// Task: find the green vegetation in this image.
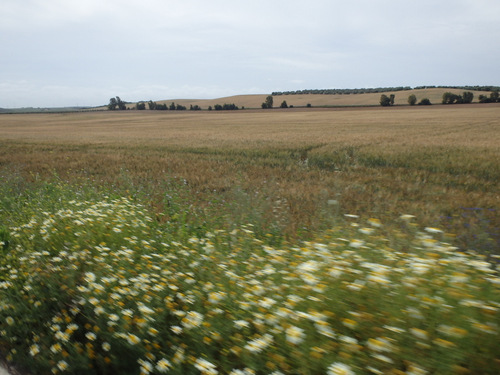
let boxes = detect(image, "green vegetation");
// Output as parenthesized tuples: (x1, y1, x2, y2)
(213, 103, 239, 111)
(379, 94, 395, 107)
(407, 94, 417, 106)
(0, 180, 499, 375)
(261, 96, 274, 109)
(108, 97, 127, 111)
(442, 92, 474, 104)
(479, 91, 500, 103)
(273, 85, 500, 96)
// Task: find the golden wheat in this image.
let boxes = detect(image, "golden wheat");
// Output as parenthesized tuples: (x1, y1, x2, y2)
(1, 105, 499, 245)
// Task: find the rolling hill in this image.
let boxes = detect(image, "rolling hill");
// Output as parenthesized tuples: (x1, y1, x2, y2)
(142, 88, 495, 110)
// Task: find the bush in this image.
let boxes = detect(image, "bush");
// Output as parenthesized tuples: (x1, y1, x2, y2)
(408, 94, 417, 106)
(418, 98, 432, 105)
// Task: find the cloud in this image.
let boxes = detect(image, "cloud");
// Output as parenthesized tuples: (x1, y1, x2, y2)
(1, 0, 500, 107)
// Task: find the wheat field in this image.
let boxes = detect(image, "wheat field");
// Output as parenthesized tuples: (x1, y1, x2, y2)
(1, 104, 499, 250)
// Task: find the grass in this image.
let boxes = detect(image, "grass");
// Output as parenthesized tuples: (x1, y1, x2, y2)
(0, 105, 499, 374)
(0, 182, 499, 374)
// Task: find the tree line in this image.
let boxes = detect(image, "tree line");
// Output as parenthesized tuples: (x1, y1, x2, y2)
(380, 94, 431, 106)
(273, 85, 500, 96)
(109, 98, 241, 111)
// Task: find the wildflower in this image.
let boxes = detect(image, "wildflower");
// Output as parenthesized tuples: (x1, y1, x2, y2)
(349, 239, 364, 248)
(433, 338, 455, 348)
(366, 337, 393, 352)
(86, 332, 97, 341)
(344, 214, 359, 219)
(127, 333, 141, 345)
(327, 362, 355, 375)
(29, 344, 40, 356)
(400, 214, 415, 221)
(424, 227, 443, 234)
(122, 309, 134, 317)
(5, 317, 14, 326)
(172, 347, 185, 364)
(234, 320, 250, 329)
(208, 291, 226, 304)
(359, 227, 374, 235)
(372, 353, 393, 364)
(409, 328, 429, 340)
(94, 306, 105, 315)
(286, 325, 305, 344)
(171, 325, 183, 334)
(437, 325, 467, 338)
(102, 342, 111, 351)
(57, 360, 69, 371)
(194, 358, 218, 374)
(315, 321, 336, 338)
(244, 334, 273, 353)
(297, 260, 320, 273)
(406, 364, 428, 375)
(138, 359, 153, 374)
(383, 325, 405, 334)
(55, 331, 70, 342)
(156, 358, 172, 373)
(342, 318, 358, 329)
(182, 311, 203, 329)
(84, 272, 96, 283)
(367, 218, 382, 227)
(230, 369, 255, 375)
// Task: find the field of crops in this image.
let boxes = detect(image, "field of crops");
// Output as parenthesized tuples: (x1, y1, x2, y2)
(0, 105, 499, 374)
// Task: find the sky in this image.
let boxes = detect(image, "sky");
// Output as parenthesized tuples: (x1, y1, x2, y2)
(1, 0, 499, 108)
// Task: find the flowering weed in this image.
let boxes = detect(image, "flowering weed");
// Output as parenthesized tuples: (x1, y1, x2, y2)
(0, 191, 499, 374)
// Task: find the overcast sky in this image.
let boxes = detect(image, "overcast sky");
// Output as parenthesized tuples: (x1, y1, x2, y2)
(1, 0, 499, 108)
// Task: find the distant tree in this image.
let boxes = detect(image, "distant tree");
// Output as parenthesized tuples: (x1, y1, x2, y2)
(176, 104, 186, 110)
(108, 97, 118, 110)
(280, 100, 288, 108)
(418, 98, 432, 105)
(261, 95, 274, 109)
(208, 106, 213, 111)
(136, 102, 146, 110)
(442, 92, 461, 104)
(108, 96, 126, 110)
(380, 94, 391, 107)
(148, 100, 157, 110)
(261, 103, 268, 109)
(462, 91, 474, 104)
(169, 102, 176, 110)
(306, 103, 312, 108)
(491, 91, 499, 102)
(478, 95, 490, 103)
(408, 94, 417, 106)
(116, 96, 126, 110)
(190, 104, 201, 111)
(389, 94, 395, 105)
